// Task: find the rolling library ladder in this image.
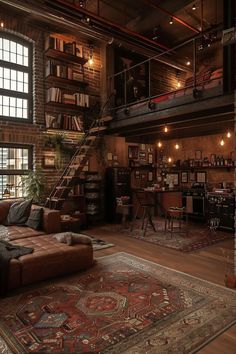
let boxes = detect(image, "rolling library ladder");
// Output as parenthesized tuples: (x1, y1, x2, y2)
(44, 115, 112, 210)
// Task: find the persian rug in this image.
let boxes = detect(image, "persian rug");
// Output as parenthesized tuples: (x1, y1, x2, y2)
(0, 253, 236, 354)
(124, 220, 234, 252)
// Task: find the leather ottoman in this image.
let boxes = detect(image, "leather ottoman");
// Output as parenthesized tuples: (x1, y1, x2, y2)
(10, 235, 94, 286)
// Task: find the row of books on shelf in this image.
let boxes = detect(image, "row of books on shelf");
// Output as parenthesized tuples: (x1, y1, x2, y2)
(46, 87, 89, 107)
(45, 60, 84, 81)
(45, 113, 83, 131)
(45, 36, 83, 57)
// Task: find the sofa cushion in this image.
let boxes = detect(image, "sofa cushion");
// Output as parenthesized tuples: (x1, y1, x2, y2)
(6, 199, 33, 226)
(6, 225, 45, 241)
(53, 232, 92, 246)
(26, 208, 43, 230)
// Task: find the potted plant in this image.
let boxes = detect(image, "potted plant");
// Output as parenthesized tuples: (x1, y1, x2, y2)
(21, 169, 45, 204)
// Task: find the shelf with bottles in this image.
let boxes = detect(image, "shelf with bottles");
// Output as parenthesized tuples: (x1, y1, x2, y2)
(45, 35, 87, 66)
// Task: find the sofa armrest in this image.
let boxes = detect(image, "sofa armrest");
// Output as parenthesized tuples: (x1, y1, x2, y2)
(32, 205, 61, 234)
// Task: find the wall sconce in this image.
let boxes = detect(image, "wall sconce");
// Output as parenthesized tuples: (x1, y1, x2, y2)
(88, 43, 94, 65)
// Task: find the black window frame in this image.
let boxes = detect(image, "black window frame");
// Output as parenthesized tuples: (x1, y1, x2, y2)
(0, 143, 33, 199)
(0, 32, 33, 123)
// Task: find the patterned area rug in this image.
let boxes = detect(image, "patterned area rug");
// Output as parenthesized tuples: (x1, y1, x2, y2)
(124, 220, 234, 252)
(0, 253, 236, 354)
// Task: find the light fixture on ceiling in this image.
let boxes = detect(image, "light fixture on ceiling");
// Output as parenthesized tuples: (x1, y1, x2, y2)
(169, 17, 173, 25)
(88, 43, 94, 65)
(226, 131, 231, 138)
(157, 141, 162, 148)
(164, 125, 168, 133)
(192, 4, 196, 10)
(175, 143, 180, 150)
(220, 137, 225, 146)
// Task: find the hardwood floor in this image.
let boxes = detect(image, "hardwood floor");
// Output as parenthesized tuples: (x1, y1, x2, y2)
(85, 221, 236, 354)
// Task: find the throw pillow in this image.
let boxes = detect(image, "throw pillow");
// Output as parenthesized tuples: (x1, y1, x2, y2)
(53, 232, 92, 246)
(26, 208, 43, 230)
(6, 199, 33, 226)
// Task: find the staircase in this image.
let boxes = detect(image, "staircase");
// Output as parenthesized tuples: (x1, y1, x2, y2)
(44, 115, 112, 210)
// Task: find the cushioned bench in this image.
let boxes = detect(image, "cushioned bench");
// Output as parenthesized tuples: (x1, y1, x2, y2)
(8, 235, 93, 289)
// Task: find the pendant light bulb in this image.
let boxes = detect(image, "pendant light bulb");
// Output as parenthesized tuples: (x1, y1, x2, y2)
(220, 137, 225, 146)
(169, 17, 173, 25)
(0, 21, 4, 28)
(186, 60, 191, 66)
(157, 141, 162, 148)
(164, 125, 168, 133)
(175, 143, 180, 150)
(168, 157, 172, 163)
(192, 4, 196, 10)
(226, 131, 231, 138)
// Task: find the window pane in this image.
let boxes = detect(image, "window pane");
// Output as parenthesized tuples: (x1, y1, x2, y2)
(0, 66, 28, 93)
(0, 147, 30, 170)
(0, 37, 29, 67)
(0, 95, 28, 119)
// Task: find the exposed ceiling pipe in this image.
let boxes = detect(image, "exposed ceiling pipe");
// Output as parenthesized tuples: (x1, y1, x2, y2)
(142, 0, 201, 34)
(47, 0, 170, 51)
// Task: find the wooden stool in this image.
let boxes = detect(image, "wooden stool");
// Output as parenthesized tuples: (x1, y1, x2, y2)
(130, 189, 156, 236)
(164, 207, 188, 238)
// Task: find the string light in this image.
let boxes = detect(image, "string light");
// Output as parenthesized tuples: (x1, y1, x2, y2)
(226, 131, 231, 138)
(175, 143, 180, 150)
(164, 125, 168, 133)
(220, 137, 225, 146)
(157, 141, 162, 148)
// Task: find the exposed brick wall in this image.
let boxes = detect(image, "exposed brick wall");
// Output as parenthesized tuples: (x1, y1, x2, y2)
(150, 60, 186, 96)
(0, 11, 102, 198)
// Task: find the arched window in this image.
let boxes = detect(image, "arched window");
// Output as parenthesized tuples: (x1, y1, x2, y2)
(0, 33, 32, 121)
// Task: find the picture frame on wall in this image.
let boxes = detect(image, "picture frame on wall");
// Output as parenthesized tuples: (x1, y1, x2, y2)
(43, 155, 55, 169)
(148, 153, 153, 164)
(195, 150, 202, 160)
(196, 171, 206, 183)
(148, 171, 153, 182)
(181, 171, 188, 183)
(128, 145, 139, 159)
(139, 151, 146, 160)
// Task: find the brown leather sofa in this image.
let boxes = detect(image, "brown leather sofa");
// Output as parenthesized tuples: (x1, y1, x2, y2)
(0, 200, 94, 292)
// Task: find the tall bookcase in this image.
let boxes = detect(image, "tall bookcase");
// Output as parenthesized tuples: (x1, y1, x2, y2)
(44, 34, 89, 132)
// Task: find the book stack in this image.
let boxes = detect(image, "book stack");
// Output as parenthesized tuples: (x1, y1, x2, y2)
(46, 87, 62, 103)
(45, 36, 83, 58)
(75, 93, 89, 107)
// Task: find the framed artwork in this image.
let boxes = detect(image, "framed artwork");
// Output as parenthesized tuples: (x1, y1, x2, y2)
(189, 171, 195, 182)
(107, 152, 113, 161)
(128, 145, 139, 159)
(148, 171, 153, 181)
(148, 153, 153, 164)
(195, 150, 202, 160)
(181, 171, 188, 183)
(43, 155, 55, 168)
(139, 151, 146, 159)
(196, 171, 206, 183)
(166, 173, 179, 186)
